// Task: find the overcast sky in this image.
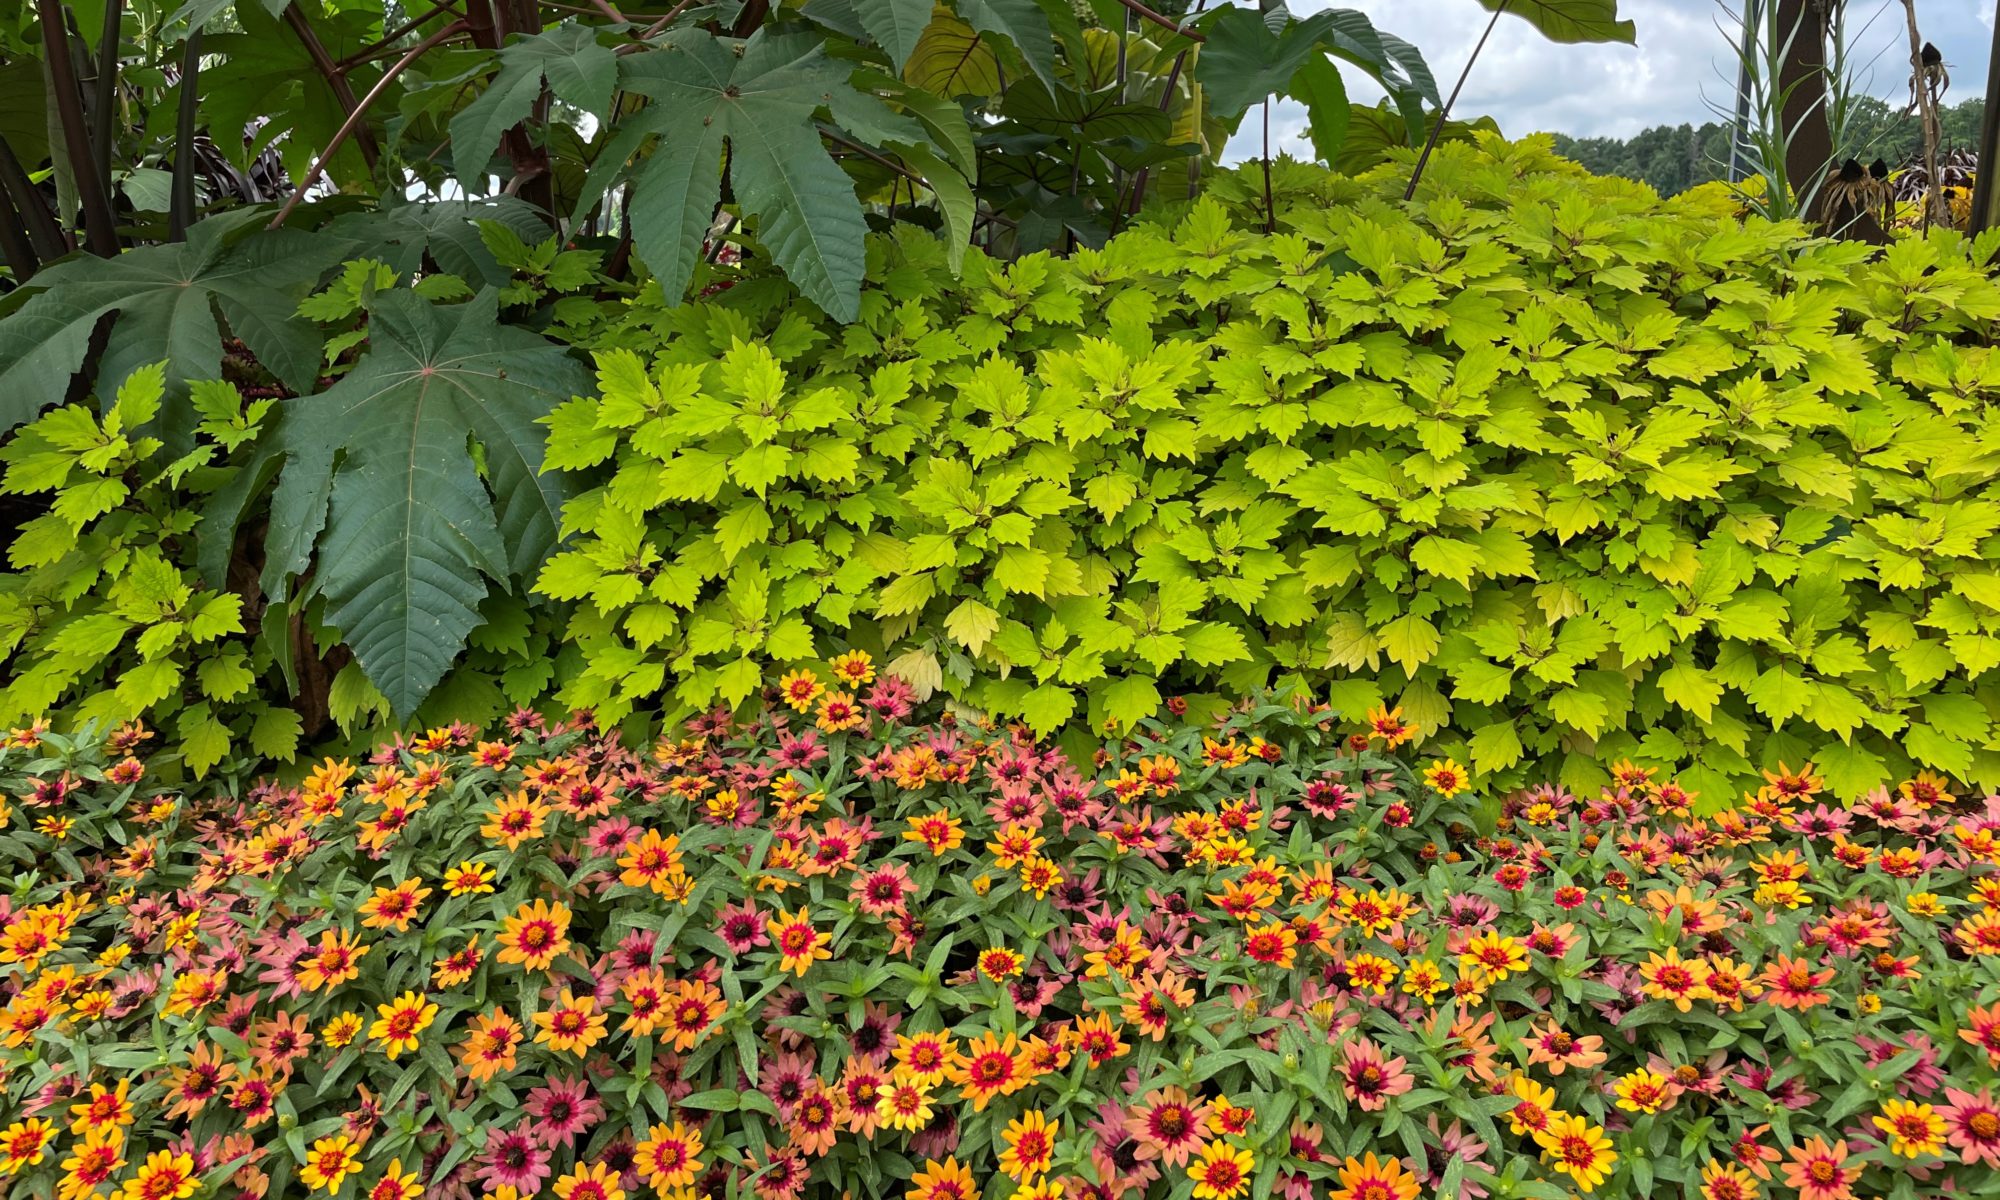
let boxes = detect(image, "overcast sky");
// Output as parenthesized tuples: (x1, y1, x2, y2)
(1224, 0, 1995, 160)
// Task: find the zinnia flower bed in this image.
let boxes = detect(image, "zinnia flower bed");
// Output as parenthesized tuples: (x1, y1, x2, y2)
(3, 657, 2000, 1200)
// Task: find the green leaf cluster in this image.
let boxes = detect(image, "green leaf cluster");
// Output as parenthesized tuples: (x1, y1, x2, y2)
(0, 366, 293, 775)
(537, 134, 2000, 802)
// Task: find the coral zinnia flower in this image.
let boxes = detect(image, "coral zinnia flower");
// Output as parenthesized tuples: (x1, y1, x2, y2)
(1759, 954, 1833, 1010)
(767, 907, 832, 976)
(1871, 1098, 1947, 1158)
(617, 829, 685, 894)
(498, 899, 573, 971)
(1780, 1137, 1855, 1200)
(1941, 1086, 2000, 1167)
(1533, 1114, 1618, 1192)
(1365, 705, 1414, 747)
(552, 1161, 624, 1200)
(480, 791, 550, 849)
(298, 1135, 364, 1194)
(907, 1156, 978, 1200)
(1613, 1068, 1675, 1114)
(1329, 1152, 1420, 1200)
(950, 1031, 1028, 1110)
(359, 877, 432, 931)
(1697, 1160, 1759, 1200)
(1129, 1086, 1210, 1167)
(432, 938, 482, 988)
(0, 1117, 54, 1175)
(1340, 1038, 1413, 1112)
(1961, 1002, 2000, 1067)
(634, 1121, 704, 1190)
(660, 977, 724, 1053)
(1458, 931, 1528, 984)
(1243, 921, 1298, 969)
(534, 990, 608, 1055)
(457, 1008, 524, 1082)
(1522, 1019, 1607, 1075)
(368, 991, 439, 1059)
(114, 1149, 198, 1200)
(1423, 759, 1469, 797)
(789, 1082, 844, 1156)
(1188, 1140, 1255, 1200)
(298, 927, 369, 992)
(366, 1160, 422, 1200)
(1639, 946, 1713, 1012)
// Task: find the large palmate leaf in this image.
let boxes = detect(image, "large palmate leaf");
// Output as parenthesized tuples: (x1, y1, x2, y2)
(0, 213, 340, 435)
(852, 0, 935, 69)
(323, 197, 551, 288)
(617, 29, 929, 322)
(904, 8, 1006, 96)
(450, 23, 618, 178)
(1477, 0, 1635, 44)
(1196, 7, 1434, 128)
(955, 0, 1057, 89)
(201, 290, 588, 716)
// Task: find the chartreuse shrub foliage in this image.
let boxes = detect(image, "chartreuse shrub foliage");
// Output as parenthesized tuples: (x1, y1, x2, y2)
(0, 365, 306, 775)
(535, 134, 2000, 804)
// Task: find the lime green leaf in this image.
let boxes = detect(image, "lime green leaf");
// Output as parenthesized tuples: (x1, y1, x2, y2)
(1099, 675, 1161, 730)
(250, 707, 304, 761)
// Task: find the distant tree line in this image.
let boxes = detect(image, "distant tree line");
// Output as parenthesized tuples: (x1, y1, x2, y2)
(1548, 95, 1985, 196)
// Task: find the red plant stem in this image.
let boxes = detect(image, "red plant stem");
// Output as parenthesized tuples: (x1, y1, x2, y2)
(336, 0, 464, 70)
(36, 0, 120, 255)
(269, 20, 471, 229)
(1404, 0, 1507, 200)
(285, 3, 380, 170)
(1113, 0, 1203, 43)
(1118, 0, 1210, 224)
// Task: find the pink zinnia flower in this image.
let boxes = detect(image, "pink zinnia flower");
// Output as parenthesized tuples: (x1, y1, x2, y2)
(524, 1075, 602, 1147)
(1340, 1037, 1413, 1111)
(715, 901, 768, 955)
(476, 1129, 551, 1195)
(1942, 1087, 2000, 1167)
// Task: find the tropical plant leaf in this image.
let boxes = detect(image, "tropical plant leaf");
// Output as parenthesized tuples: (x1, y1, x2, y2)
(450, 22, 618, 177)
(1477, 0, 1635, 44)
(851, 0, 935, 69)
(201, 290, 588, 716)
(903, 9, 1005, 97)
(1195, 7, 1328, 122)
(955, 0, 1057, 89)
(1198, 7, 1436, 128)
(323, 198, 551, 288)
(617, 29, 896, 321)
(998, 78, 1175, 145)
(0, 214, 339, 435)
(1290, 54, 1350, 164)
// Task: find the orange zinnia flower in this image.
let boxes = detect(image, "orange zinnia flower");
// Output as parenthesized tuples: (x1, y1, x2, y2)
(497, 899, 572, 971)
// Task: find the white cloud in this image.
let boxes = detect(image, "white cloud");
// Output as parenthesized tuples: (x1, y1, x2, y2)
(1223, 0, 1992, 162)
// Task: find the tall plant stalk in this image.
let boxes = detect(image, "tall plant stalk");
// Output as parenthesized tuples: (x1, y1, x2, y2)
(1404, 0, 1508, 200)
(1898, 0, 1945, 230)
(36, 0, 119, 255)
